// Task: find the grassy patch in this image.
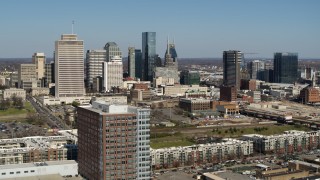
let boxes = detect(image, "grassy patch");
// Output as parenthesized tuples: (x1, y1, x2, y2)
(0, 102, 35, 122)
(150, 133, 194, 149)
(150, 124, 312, 149)
(151, 139, 194, 149)
(0, 102, 34, 116)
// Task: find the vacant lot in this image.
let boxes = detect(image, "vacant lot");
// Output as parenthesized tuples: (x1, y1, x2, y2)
(0, 102, 35, 122)
(150, 124, 311, 149)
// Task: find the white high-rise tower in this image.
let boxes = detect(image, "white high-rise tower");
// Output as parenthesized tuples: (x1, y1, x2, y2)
(55, 34, 84, 98)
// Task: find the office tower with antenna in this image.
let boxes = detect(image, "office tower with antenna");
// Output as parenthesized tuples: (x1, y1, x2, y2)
(55, 34, 84, 98)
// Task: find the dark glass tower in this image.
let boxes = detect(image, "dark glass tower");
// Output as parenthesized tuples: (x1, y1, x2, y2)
(223, 50, 242, 89)
(142, 32, 156, 81)
(134, 49, 143, 80)
(273, 52, 298, 83)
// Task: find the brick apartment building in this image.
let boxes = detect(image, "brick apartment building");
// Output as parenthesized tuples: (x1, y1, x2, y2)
(77, 101, 151, 180)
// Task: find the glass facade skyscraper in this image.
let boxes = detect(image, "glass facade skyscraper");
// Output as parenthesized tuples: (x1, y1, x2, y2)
(135, 49, 142, 80)
(223, 50, 242, 89)
(273, 52, 298, 83)
(142, 32, 156, 81)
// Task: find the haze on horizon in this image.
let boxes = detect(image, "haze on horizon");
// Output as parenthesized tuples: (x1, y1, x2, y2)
(0, 0, 319, 59)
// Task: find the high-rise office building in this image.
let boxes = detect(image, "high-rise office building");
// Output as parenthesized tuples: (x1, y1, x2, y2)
(18, 64, 37, 89)
(78, 101, 151, 180)
(248, 60, 265, 80)
(104, 42, 122, 62)
(180, 70, 200, 85)
(223, 50, 242, 89)
(135, 49, 143, 80)
(55, 34, 84, 98)
(32, 52, 45, 80)
(273, 52, 298, 83)
(142, 32, 156, 81)
(103, 56, 123, 92)
(128, 47, 135, 78)
(86, 50, 106, 89)
(44, 61, 54, 87)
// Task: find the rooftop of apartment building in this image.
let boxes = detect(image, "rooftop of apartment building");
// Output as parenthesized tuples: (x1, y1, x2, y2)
(0, 160, 77, 170)
(151, 138, 251, 152)
(242, 130, 320, 140)
(0, 134, 75, 153)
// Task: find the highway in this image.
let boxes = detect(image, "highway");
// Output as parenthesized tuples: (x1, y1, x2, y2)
(26, 95, 70, 130)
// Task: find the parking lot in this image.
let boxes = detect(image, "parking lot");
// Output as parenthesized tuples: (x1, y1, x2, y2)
(155, 171, 194, 180)
(0, 122, 50, 138)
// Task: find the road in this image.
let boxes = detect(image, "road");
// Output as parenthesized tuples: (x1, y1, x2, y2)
(26, 95, 70, 130)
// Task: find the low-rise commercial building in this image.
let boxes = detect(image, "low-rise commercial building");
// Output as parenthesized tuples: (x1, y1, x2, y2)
(247, 90, 261, 103)
(289, 160, 320, 173)
(179, 98, 211, 113)
(123, 80, 151, 90)
(31, 87, 50, 96)
(300, 87, 320, 104)
(151, 139, 253, 169)
(0, 160, 77, 179)
(161, 85, 208, 97)
(215, 102, 239, 117)
(39, 96, 91, 105)
(91, 95, 127, 105)
(2, 88, 26, 100)
(256, 167, 309, 180)
(131, 89, 152, 102)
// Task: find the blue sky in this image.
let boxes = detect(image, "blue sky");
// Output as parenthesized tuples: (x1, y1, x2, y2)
(0, 0, 319, 58)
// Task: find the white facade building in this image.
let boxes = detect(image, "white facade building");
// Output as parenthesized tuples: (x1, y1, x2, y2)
(2, 88, 26, 100)
(0, 160, 77, 179)
(129, 107, 151, 180)
(151, 139, 253, 168)
(85, 50, 106, 88)
(103, 56, 123, 92)
(32, 52, 46, 80)
(242, 130, 320, 154)
(55, 34, 84, 98)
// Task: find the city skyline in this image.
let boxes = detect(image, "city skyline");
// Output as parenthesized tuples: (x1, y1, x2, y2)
(0, 0, 319, 58)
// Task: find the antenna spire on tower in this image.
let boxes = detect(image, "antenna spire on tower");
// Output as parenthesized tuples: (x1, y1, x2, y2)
(72, 20, 75, 34)
(167, 35, 170, 55)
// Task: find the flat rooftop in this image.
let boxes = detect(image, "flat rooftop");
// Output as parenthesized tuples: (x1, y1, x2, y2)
(0, 160, 77, 170)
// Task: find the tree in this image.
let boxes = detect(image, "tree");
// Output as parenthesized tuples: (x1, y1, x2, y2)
(26, 112, 38, 124)
(15, 97, 24, 109)
(158, 102, 164, 109)
(0, 85, 9, 90)
(11, 94, 18, 106)
(11, 94, 24, 109)
(0, 99, 10, 110)
(26, 112, 44, 125)
(71, 101, 80, 107)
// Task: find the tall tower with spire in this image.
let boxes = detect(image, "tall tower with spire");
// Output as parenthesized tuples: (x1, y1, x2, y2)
(153, 37, 179, 86)
(164, 37, 178, 68)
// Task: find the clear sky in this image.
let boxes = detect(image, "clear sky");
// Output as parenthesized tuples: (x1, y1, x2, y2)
(0, 0, 319, 58)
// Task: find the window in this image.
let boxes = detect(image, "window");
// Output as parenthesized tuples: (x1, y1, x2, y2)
(10, 172, 14, 174)
(24, 171, 28, 173)
(31, 170, 35, 173)
(16, 171, 20, 174)
(1, 173, 5, 175)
